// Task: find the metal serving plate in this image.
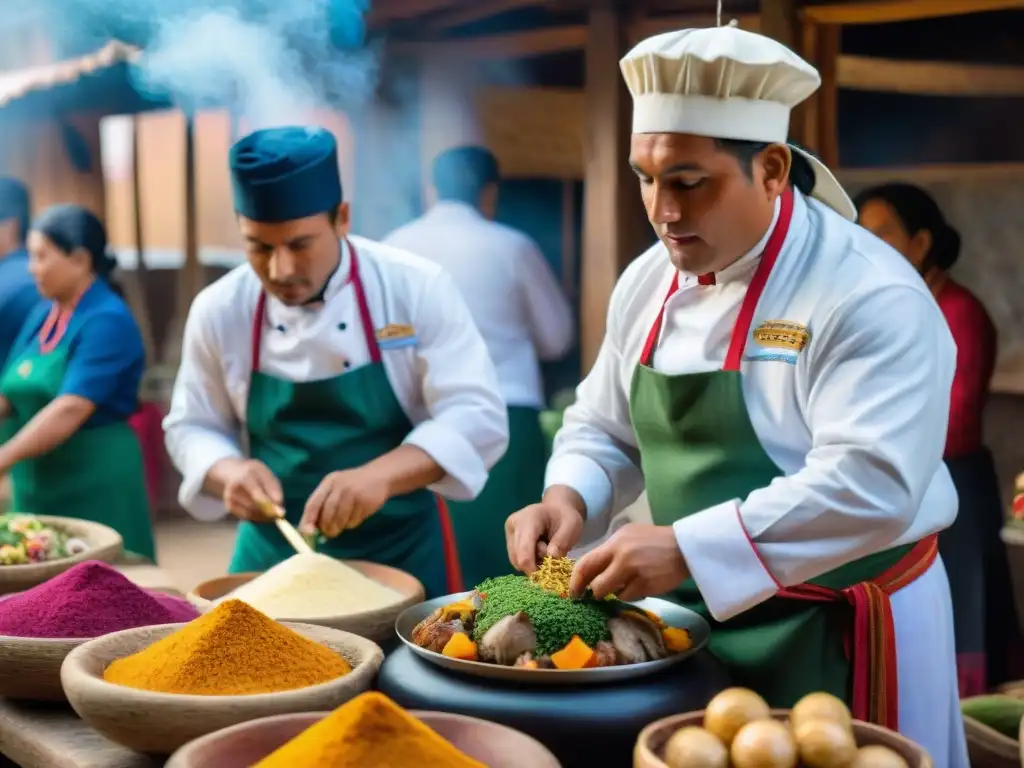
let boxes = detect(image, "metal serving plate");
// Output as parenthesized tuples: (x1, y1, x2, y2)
(395, 591, 710, 686)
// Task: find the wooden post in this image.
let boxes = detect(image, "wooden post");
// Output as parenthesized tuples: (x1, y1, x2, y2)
(579, 0, 649, 375)
(166, 116, 199, 365)
(798, 20, 820, 155)
(816, 25, 841, 168)
(758, 0, 807, 145)
(130, 117, 158, 365)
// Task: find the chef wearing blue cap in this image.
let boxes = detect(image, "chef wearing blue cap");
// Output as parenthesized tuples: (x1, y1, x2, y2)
(163, 126, 508, 596)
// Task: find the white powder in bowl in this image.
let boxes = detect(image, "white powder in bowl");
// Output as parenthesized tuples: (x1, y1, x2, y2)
(222, 553, 405, 619)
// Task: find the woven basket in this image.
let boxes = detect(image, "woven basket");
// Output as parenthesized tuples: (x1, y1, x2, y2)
(962, 714, 1020, 768)
(635, 710, 931, 768)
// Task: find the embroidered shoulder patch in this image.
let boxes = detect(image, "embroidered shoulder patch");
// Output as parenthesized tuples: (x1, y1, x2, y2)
(376, 323, 417, 350)
(745, 320, 810, 365)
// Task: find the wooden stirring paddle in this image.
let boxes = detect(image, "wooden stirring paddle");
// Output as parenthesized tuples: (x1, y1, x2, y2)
(257, 500, 314, 555)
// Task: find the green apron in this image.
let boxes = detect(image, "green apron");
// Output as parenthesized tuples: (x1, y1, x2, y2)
(629, 189, 921, 715)
(0, 318, 155, 561)
(447, 404, 547, 586)
(228, 242, 458, 598)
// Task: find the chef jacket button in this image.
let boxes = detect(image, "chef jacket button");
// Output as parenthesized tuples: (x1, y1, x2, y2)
(338, 322, 347, 331)
(343, 361, 351, 369)
(276, 324, 286, 333)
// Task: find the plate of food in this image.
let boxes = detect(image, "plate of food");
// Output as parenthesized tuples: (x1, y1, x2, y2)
(395, 557, 710, 685)
(0, 513, 123, 594)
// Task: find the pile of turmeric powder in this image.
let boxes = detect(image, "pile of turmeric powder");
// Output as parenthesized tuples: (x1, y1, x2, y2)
(103, 599, 351, 696)
(255, 691, 486, 767)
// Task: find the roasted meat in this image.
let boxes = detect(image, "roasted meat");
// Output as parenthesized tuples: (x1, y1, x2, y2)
(607, 611, 667, 663)
(412, 609, 467, 653)
(478, 612, 537, 665)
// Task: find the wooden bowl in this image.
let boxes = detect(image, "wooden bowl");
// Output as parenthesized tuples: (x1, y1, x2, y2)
(962, 714, 1019, 768)
(186, 560, 424, 644)
(60, 621, 384, 755)
(166, 709, 562, 768)
(0, 635, 85, 700)
(634, 709, 933, 768)
(0, 516, 122, 595)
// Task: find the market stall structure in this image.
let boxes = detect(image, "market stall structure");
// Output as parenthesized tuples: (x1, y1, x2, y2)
(0, 0, 1021, 763)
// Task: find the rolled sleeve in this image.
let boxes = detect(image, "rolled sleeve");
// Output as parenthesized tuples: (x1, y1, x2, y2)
(162, 290, 244, 522)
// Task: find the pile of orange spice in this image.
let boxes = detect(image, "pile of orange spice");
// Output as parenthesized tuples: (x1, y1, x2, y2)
(255, 692, 486, 767)
(103, 599, 351, 695)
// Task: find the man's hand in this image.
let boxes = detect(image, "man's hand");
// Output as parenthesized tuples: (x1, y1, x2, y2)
(301, 468, 391, 539)
(505, 497, 585, 574)
(570, 523, 689, 602)
(215, 458, 285, 522)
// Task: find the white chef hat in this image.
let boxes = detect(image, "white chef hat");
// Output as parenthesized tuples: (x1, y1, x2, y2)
(620, 24, 856, 221)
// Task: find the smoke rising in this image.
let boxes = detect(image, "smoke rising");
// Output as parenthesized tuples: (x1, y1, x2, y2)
(38, 0, 379, 129)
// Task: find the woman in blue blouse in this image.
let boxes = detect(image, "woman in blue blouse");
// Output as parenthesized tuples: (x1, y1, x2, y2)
(0, 205, 155, 560)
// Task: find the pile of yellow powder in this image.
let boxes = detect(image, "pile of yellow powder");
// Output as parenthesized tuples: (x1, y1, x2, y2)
(224, 553, 405, 619)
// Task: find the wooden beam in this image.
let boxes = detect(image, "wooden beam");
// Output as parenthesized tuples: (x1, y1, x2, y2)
(816, 25, 840, 168)
(425, 0, 544, 30)
(390, 26, 588, 59)
(837, 55, 1024, 96)
(801, 0, 1024, 25)
(367, 0, 465, 26)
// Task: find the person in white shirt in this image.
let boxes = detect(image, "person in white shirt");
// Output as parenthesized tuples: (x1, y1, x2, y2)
(504, 25, 967, 763)
(384, 146, 574, 585)
(163, 126, 508, 597)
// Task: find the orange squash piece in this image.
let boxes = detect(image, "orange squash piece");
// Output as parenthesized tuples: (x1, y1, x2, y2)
(661, 627, 692, 653)
(550, 636, 598, 670)
(441, 632, 478, 661)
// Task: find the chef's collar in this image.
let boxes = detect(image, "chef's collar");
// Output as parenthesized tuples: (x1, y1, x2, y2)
(305, 239, 351, 307)
(682, 195, 781, 286)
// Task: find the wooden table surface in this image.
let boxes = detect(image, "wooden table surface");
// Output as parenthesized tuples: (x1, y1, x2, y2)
(0, 700, 163, 768)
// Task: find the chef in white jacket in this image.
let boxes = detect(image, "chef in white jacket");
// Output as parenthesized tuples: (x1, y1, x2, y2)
(384, 146, 574, 585)
(505, 25, 968, 762)
(164, 126, 508, 597)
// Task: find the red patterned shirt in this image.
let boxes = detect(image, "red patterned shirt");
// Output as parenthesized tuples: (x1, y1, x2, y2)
(936, 279, 996, 458)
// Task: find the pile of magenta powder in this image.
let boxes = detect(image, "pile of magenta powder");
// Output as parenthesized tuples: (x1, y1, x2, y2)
(0, 560, 200, 639)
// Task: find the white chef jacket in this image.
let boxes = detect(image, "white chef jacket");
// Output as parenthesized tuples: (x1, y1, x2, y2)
(163, 235, 509, 522)
(384, 201, 575, 409)
(546, 190, 959, 622)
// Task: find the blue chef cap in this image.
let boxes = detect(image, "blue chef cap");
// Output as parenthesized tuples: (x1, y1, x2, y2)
(229, 126, 343, 223)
